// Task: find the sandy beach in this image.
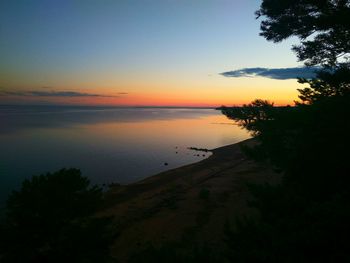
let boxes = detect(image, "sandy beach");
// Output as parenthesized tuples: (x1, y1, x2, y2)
(102, 138, 280, 261)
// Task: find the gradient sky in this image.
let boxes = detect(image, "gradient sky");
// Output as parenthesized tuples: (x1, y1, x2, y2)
(0, 0, 304, 106)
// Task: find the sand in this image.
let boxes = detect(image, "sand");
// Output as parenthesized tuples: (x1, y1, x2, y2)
(101, 138, 280, 261)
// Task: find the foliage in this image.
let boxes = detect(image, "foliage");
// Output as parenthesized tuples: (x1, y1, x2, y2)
(256, 0, 350, 66)
(223, 75, 350, 263)
(225, 186, 350, 263)
(222, 0, 350, 262)
(222, 100, 275, 135)
(0, 168, 116, 263)
(297, 64, 350, 103)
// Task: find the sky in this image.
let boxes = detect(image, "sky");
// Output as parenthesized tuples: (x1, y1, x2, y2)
(0, 0, 306, 107)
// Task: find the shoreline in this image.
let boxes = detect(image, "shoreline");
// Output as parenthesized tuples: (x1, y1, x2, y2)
(102, 138, 280, 261)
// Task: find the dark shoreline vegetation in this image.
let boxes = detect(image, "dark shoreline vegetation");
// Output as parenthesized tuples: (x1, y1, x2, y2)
(219, 0, 350, 261)
(1, 0, 350, 262)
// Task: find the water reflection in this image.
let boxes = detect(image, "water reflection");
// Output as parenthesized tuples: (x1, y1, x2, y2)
(0, 106, 249, 206)
(0, 105, 221, 134)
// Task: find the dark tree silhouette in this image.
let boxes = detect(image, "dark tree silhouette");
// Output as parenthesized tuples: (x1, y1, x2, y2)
(297, 64, 350, 103)
(223, 1, 350, 262)
(256, 0, 350, 66)
(0, 168, 116, 263)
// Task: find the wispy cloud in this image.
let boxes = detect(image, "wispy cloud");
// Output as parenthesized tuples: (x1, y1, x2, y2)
(220, 67, 320, 80)
(29, 91, 117, 97)
(0, 89, 118, 98)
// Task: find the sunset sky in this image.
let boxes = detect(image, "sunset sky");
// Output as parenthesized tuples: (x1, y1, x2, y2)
(0, 0, 306, 107)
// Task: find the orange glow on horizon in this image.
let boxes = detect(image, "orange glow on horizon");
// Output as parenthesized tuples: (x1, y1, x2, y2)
(0, 77, 302, 107)
(1, 93, 298, 107)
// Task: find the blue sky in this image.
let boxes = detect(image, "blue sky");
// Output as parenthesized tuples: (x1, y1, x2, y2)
(0, 0, 302, 106)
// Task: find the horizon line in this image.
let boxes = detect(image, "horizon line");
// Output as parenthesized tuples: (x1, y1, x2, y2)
(0, 103, 220, 109)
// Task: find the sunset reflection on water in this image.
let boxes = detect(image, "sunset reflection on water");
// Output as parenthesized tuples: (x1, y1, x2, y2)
(0, 107, 249, 205)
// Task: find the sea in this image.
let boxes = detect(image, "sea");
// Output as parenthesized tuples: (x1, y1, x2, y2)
(0, 105, 249, 208)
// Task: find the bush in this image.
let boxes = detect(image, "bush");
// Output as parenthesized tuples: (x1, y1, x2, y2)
(0, 168, 116, 263)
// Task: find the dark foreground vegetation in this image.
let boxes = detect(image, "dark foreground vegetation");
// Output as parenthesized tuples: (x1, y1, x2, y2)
(1, 0, 349, 262)
(0, 169, 116, 262)
(221, 0, 350, 262)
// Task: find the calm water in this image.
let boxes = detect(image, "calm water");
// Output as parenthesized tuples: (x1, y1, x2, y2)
(0, 105, 249, 206)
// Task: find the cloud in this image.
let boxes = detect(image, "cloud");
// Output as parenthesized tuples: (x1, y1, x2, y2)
(0, 89, 118, 98)
(117, 92, 128, 95)
(220, 67, 320, 80)
(29, 91, 116, 97)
